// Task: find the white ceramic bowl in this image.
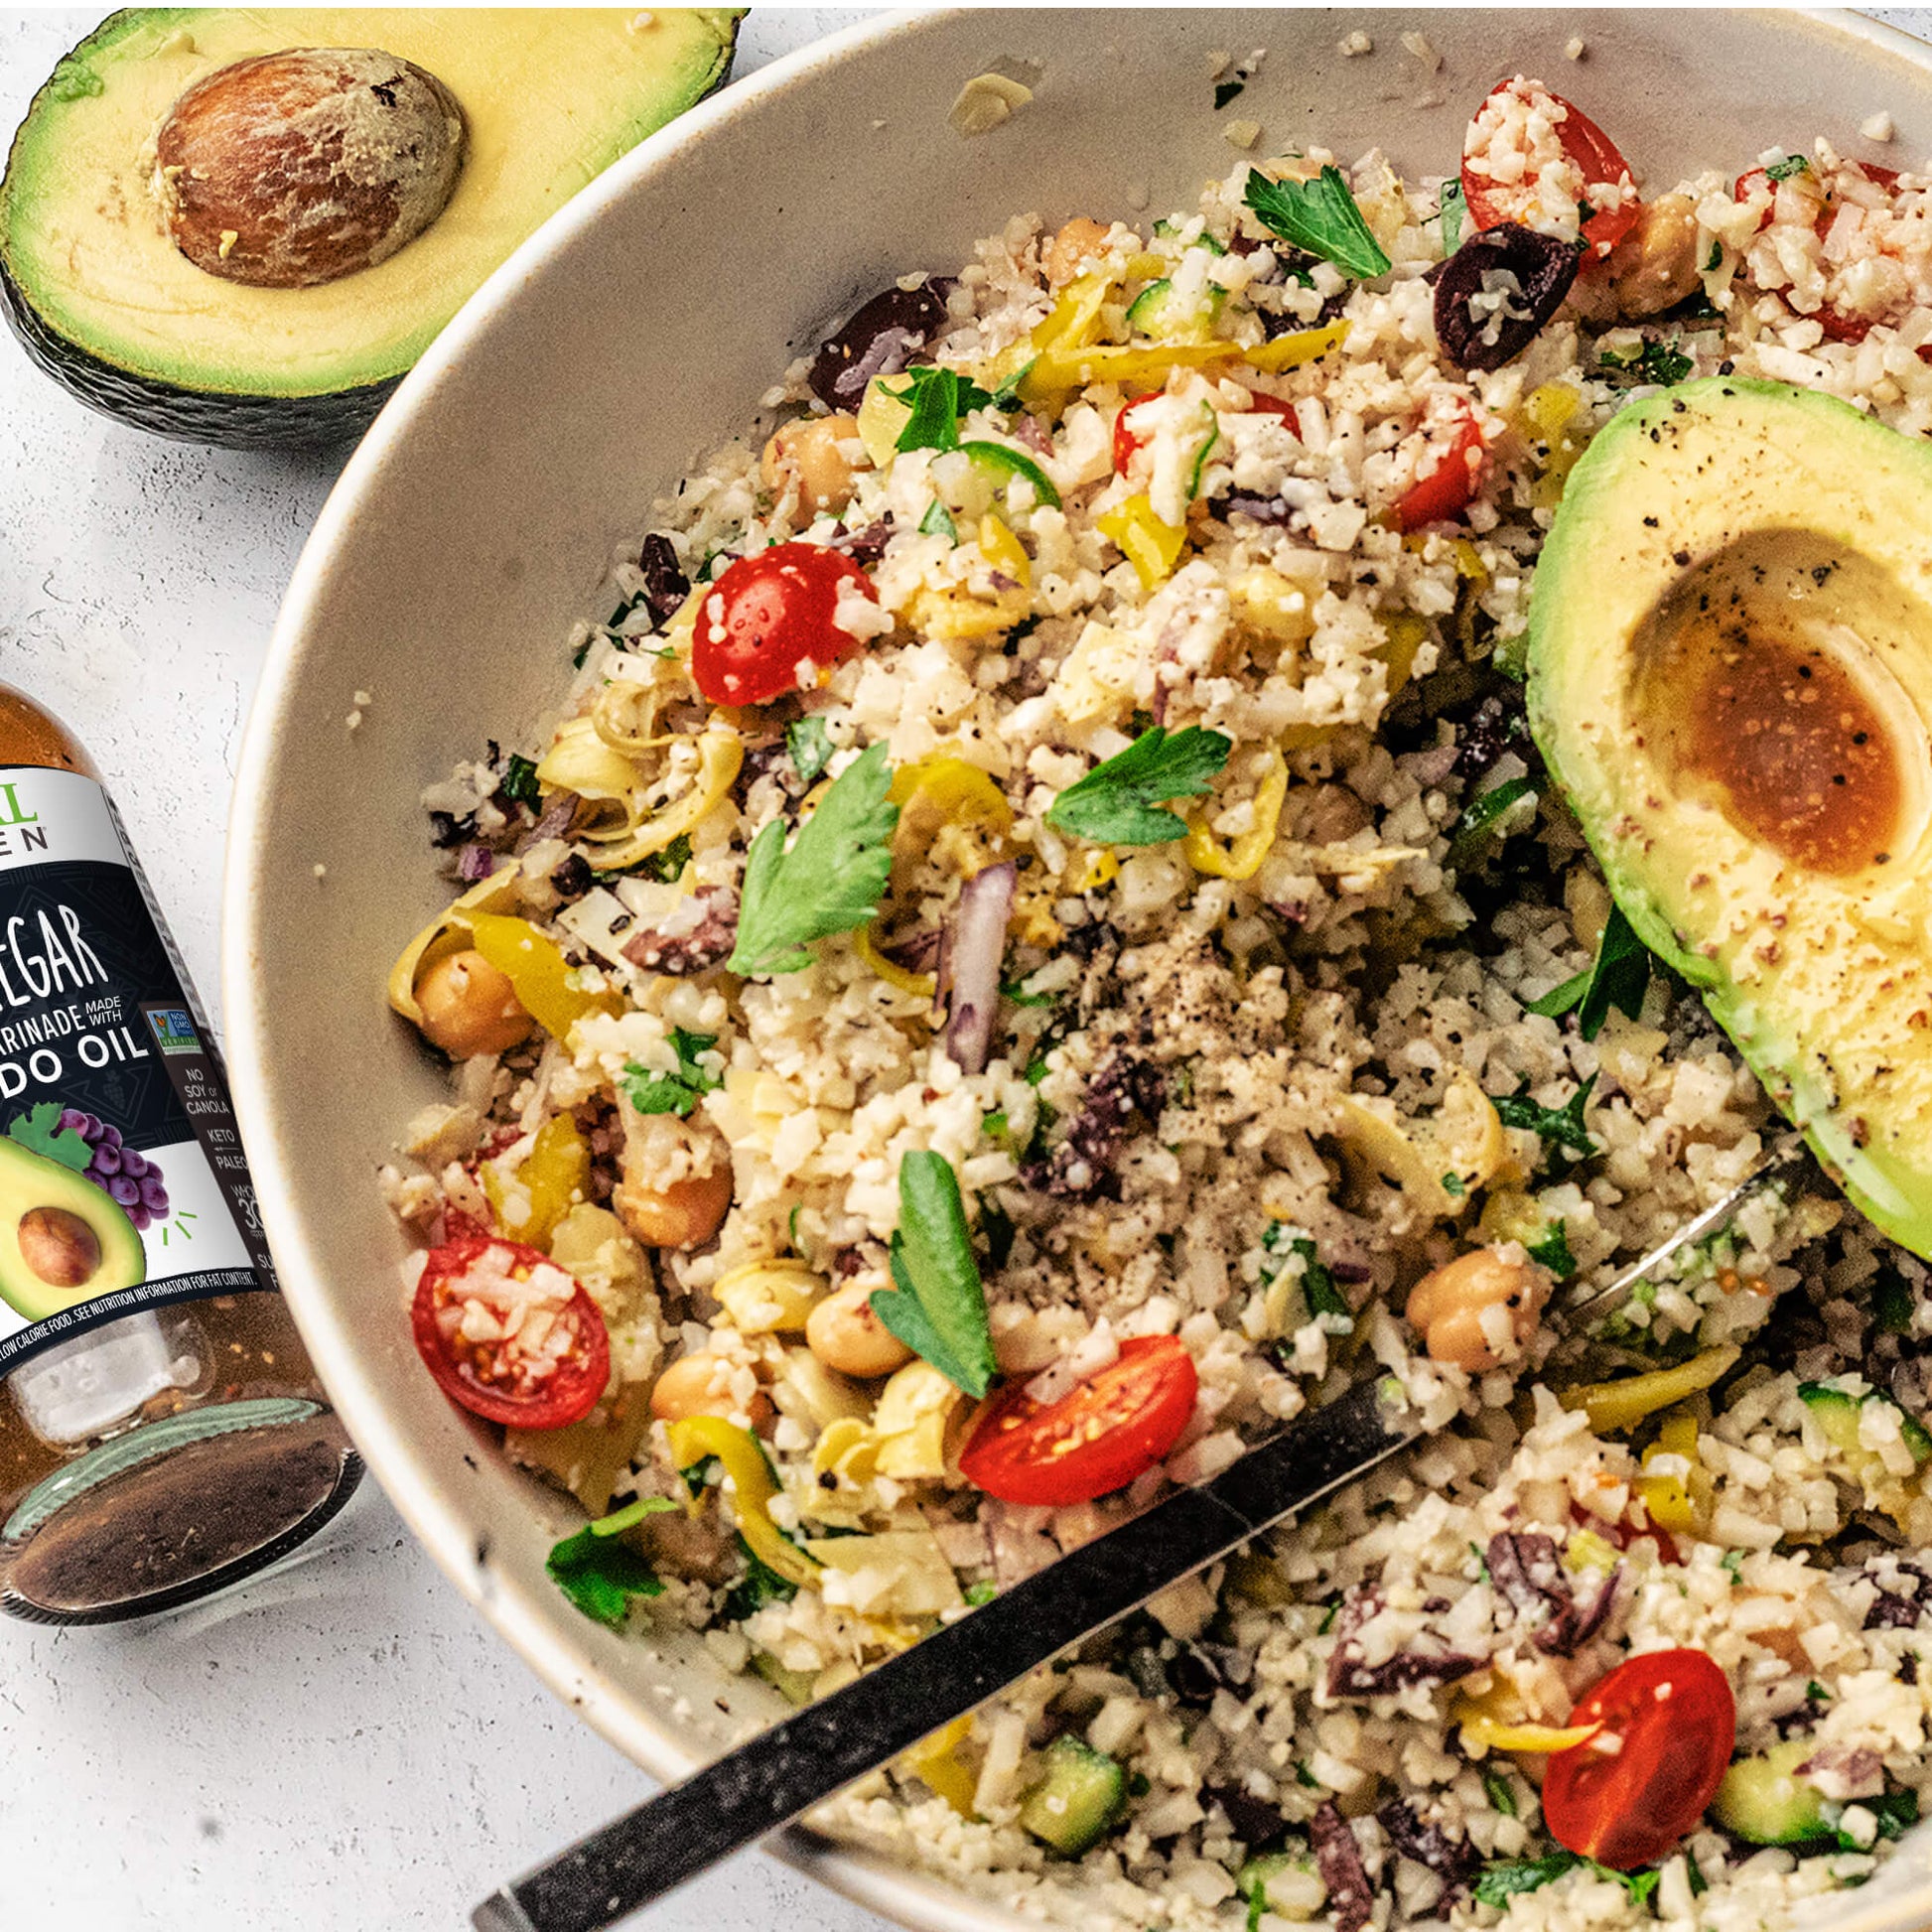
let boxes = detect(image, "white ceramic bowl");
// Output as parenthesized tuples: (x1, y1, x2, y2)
(227, 10, 1932, 1926)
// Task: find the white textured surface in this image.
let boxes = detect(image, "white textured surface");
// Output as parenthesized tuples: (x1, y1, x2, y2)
(4, 8, 1932, 1930)
(0, 11, 891, 1931)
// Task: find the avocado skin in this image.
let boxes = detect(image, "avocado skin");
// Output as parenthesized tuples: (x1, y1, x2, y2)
(0, 8, 743, 452)
(1526, 376, 1932, 1259)
(0, 1139, 146, 1323)
(0, 255, 395, 448)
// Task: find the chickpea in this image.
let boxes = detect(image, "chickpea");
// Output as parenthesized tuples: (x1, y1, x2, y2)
(805, 1279, 914, 1379)
(1043, 215, 1113, 287)
(413, 948, 533, 1058)
(1570, 193, 1704, 324)
(1406, 1246, 1549, 1372)
(759, 412, 865, 517)
(649, 1349, 732, 1423)
(616, 1162, 733, 1250)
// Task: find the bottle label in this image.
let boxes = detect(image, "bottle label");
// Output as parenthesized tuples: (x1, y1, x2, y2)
(0, 768, 267, 1374)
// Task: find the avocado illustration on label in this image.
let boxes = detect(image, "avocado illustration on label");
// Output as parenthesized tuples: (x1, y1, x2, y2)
(0, 1103, 145, 1320)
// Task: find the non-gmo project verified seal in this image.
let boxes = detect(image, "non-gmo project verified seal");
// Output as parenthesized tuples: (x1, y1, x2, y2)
(144, 1007, 202, 1056)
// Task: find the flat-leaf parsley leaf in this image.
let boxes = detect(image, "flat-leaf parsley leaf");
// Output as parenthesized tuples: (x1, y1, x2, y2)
(545, 1496, 678, 1628)
(1243, 165, 1392, 280)
(728, 743, 898, 975)
(870, 1150, 997, 1397)
(1045, 725, 1231, 845)
(785, 715, 834, 786)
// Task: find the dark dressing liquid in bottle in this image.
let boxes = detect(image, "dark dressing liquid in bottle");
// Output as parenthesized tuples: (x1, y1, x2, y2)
(0, 688, 359, 1621)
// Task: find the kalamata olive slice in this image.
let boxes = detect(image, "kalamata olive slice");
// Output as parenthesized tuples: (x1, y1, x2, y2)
(807, 280, 952, 410)
(1433, 224, 1581, 372)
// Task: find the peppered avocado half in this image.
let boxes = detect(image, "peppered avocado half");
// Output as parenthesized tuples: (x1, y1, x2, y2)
(0, 9, 742, 449)
(1527, 377, 1932, 1259)
(0, 1140, 145, 1322)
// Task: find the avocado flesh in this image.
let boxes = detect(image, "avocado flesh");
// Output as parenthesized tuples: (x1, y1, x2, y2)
(0, 1141, 145, 1322)
(1528, 377, 1932, 1259)
(0, 8, 741, 444)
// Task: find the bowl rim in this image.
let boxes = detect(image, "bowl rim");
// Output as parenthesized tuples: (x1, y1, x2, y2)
(222, 8, 1932, 1930)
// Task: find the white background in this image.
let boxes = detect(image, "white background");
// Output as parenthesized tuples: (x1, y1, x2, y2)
(2, 8, 1930, 1932)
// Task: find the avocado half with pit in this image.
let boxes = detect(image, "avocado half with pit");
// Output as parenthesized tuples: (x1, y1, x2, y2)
(1527, 377, 1932, 1258)
(0, 8, 743, 449)
(0, 1139, 145, 1321)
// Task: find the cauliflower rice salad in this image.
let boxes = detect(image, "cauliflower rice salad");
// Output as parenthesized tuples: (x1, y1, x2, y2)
(380, 72, 1932, 1932)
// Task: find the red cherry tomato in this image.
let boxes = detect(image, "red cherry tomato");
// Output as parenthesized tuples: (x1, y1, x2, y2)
(410, 1234, 611, 1429)
(1542, 1649, 1736, 1869)
(1461, 80, 1639, 263)
(1112, 395, 1163, 472)
(1392, 407, 1487, 533)
(691, 542, 881, 706)
(960, 1336, 1199, 1507)
(1733, 162, 1906, 345)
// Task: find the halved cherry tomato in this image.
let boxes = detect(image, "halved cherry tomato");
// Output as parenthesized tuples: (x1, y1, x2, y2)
(959, 1335, 1198, 1506)
(1461, 79, 1639, 263)
(410, 1233, 611, 1429)
(1392, 406, 1487, 533)
(691, 541, 881, 706)
(1542, 1648, 1735, 1869)
(1112, 395, 1163, 472)
(1733, 161, 1906, 345)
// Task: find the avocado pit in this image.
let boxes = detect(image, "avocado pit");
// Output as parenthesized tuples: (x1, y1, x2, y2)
(151, 47, 466, 289)
(1630, 530, 1925, 877)
(18, 1205, 102, 1290)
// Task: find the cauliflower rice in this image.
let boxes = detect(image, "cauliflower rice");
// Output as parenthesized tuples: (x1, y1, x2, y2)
(382, 72, 1932, 1932)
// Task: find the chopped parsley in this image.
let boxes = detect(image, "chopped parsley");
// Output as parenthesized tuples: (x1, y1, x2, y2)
(1488, 1074, 1599, 1162)
(1873, 1267, 1916, 1335)
(1525, 903, 1652, 1040)
(625, 831, 693, 887)
(884, 363, 1018, 453)
(1000, 975, 1058, 1010)
(1863, 1790, 1920, 1845)
(1806, 1680, 1832, 1703)
(1045, 725, 1232, 845)
(728, 742, 897, 975)
(1766, 154, 1811, 183)
(964, 1580, 998, 1606)
(498, 753, 543, 808)
(1527, 1219, 1578, 1281)
(785, 715, 834, 786)
(1473, 1854, 1660, 1911)
(1243, 166, 1392, 280)
(919, 497, 959, 544)
(546, 1497, 678, 1628)
(1442, 1172, 1467, 1200)
(1438, 177, 1465, 253)
(1722, 1549, 1745, 1583)
(1481, 1768, 1518, 1819)
(870, 1150, 998, 1397)
(1687, 1852, 1707, 1897)
(622, 1029, 724, 1118)
(1706, 239, 1724, 272)
(1600, 338, 1695, 386)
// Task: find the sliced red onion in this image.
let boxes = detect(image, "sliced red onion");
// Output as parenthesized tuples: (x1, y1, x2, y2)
(457, 842, 498, 882)
(939, 861, 1016, 1074)
(529, 790, 579, 843)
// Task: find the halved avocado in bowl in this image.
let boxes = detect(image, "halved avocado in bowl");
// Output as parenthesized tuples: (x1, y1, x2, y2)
(0, 8, 742, 449)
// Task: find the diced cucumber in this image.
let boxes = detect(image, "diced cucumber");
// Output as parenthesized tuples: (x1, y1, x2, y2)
(1153, 217, 1228, 256)
(1800, 1381, 1932, 1466)
(1239, 1851, 1323, 1923)
(958, 439, 1061, 509)
(1019, 1735, 1128, 1856)
(749, 1649, 815, 1706)
(1125, 276, 1225, 345)
(1713, 1738, 1832, 1846)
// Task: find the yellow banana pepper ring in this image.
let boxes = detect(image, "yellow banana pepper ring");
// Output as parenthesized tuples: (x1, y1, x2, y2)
(468, 912, 620, 1043)
(1183, 749, 1288, 881)
(386, 868, 523, 1028)
(1243, 319, 1350, 373)
(1560, 1345, 1740, 1437)
(889, 755, 1014, 882)
(666, 1415, 820, 1589)
(1457, 1715, 1603, 1755)
(852, 921, 938, 1001)
(1095, 494, 1187, 592)
(493, 1114, 590, 1252)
